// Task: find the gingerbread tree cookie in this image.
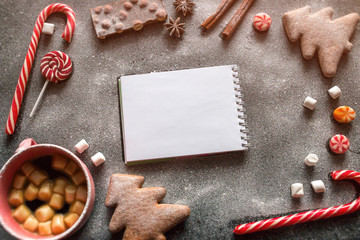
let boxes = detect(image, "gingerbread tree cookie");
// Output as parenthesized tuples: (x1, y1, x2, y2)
(105, 174, 190, 240)
(282, 6, 359, 77)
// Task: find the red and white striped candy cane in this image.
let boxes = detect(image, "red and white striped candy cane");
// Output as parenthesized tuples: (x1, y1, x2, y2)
(234, 170, 360, 235)
(5, 3, 75, 135)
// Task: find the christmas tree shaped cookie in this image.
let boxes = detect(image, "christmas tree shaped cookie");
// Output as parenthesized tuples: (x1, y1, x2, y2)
(105, 174, 190, 240)
(282, 6, 359, 77)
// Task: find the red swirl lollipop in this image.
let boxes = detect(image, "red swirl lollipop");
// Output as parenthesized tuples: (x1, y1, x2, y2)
(30, 51, 73, 117)
(40, 51, 72, 83)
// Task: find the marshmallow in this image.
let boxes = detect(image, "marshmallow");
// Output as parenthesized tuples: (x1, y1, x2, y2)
(72, 170, 86, 186)
(51, 214, 66, 235)
(64, 213, 79, 228)
(38, 221, 52, 236)
(42, 23, 55, 35)
(304, 154, 319, 166)
(303, 96, 317, 110)
(291, 183, 304, 198)
(12, 173, 27, 189)
(328, 86, 341, 99)
(91, 152, 106, 166)
(23, 215, 39, 233)
(75, 139, 89, 154)
(13, 205, 32, 223)
(52, 155, 68, 171)
(311, 180, 326, 193)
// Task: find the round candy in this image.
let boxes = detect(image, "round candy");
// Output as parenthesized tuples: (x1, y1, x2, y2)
(333, 106, 356, 123)
(40, 51, 72, 83)
(329, 134, 349, 154)
(253, 13, 272, 31)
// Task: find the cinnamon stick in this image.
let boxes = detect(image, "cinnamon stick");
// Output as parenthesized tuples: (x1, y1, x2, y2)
(201, 0, 237, 30)
(221, 0, 255, 39)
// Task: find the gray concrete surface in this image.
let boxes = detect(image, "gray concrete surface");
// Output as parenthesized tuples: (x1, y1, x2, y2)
(1, 0, 360, 239)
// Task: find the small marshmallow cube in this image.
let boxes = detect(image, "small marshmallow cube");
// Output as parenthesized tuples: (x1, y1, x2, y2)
(291, 183, 304, 198)
(65, 184, 77, 204)
(29, 169, 48, 186)
(35, 205, 55, 222)
(75, 139, 89, 154)
(311, 180, 326, 193)
(76, 185, 88, 203)
(51, 214, 66, 234)
(53, 177, 68, 195)
(328, 86, 341, 99)
(8, 189, 24, 207)
(303, 96, 317, 110)
(69, 200, 85, 215)
(72, 170, 86, 186)
(12, 173, 27, 189)
(64, 213, 79, 228)
(42, 23, 55, 35)
(64, 161, 79, 176)
(91, 152, 106, 166)
(304, 154, 319, 166)
(21, 162, 36, 177)
(38, 221, 52, 236)
(23, 215, 39, 232)
(38, 180, 53, 201)
(13, 205, 32, 223)
(24, 183, 39, 201)
(49, 193, 65, 210)
(52, 155, 68, 171)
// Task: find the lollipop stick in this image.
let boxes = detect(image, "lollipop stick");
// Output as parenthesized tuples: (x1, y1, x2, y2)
(29, 80, 49, 118)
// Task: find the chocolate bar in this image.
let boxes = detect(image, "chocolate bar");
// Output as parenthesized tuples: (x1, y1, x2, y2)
(90, 0, 167, 39)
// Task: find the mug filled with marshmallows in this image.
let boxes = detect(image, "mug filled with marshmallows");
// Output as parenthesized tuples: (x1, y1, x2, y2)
(0, 139, 95, 239)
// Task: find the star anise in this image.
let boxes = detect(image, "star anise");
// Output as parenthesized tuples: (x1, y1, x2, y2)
(173, 0, 195, 16)
(164, 17, 185, 38)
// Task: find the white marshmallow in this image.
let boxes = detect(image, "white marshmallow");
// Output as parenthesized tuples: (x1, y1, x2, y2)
(291, 183, 304, 198)
(42, 23, 55, 35)
(75, 139, 89, 154)
(91, 152, 105, 166)
(304, 154, 319, 166)
(311, 180, 325, 193)
(328, 86, 341, 99)
(303, 96, 317, 110)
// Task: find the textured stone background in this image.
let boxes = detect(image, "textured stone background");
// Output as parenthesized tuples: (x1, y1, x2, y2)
(1, 0, 359, 239)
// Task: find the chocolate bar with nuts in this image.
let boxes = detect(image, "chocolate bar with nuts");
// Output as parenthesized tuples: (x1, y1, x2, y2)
(90, 0, 167, 39)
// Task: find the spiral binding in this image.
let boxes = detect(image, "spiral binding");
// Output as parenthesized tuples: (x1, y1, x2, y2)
(232, 66, 250, 148)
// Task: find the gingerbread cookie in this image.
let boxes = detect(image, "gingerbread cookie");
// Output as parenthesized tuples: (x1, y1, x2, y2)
(282, 6, 359, 77)
(105, 174, 190, 239)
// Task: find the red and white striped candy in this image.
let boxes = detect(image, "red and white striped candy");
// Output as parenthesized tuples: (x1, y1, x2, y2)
(253, 13, 272, 31)
(329, 134, 350, 154)
(40, 51, 72, 83)
(234, 170, 360, 235)
(5, 3, 75, 135)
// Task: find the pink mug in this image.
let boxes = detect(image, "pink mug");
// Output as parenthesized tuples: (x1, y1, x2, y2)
(0, 139, 95, 239)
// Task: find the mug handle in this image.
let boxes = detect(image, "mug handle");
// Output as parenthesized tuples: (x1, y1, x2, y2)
(15, 138, 37, 153)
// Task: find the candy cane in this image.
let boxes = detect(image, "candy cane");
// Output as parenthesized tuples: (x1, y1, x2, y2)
(5, 3, 75, 135)
(234, 170, 360, 235)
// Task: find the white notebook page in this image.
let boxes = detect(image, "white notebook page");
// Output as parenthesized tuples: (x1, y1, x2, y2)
(120, 65, 246, 163)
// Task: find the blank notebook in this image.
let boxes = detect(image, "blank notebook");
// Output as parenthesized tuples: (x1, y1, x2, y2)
(119, 65, 249, 164)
